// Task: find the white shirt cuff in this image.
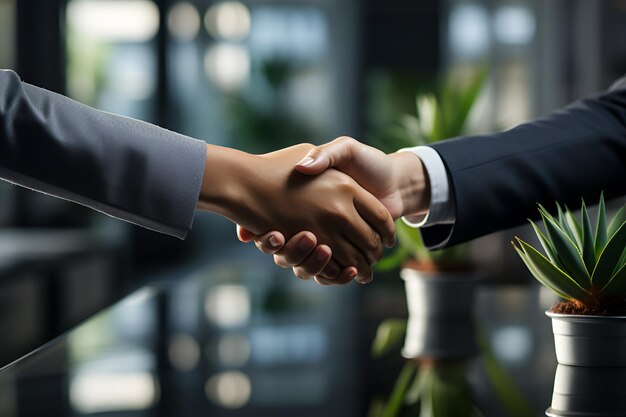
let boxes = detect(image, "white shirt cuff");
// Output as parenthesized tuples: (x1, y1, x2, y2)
(397, 146, 456, 228)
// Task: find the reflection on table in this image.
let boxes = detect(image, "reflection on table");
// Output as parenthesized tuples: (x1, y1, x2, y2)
(1, 260, 617, 417)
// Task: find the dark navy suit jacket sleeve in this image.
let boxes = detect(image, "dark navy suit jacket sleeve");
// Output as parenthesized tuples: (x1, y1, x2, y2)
(421, 76, 626, 249)
(0, 69, 207, 239)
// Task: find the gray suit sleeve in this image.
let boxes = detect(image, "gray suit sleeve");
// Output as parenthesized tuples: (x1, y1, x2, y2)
(421, 76, 626, 249)
(0, 69, 207, 239)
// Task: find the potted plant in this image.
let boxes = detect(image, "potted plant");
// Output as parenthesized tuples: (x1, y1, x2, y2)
(513, 195, 626, 416)
(369, 70, 533, 417)
(374, 68, 487, 360)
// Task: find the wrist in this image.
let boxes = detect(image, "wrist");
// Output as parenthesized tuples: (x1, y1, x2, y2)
(197, 144, 257, 223)
(389, 152, 430, 218)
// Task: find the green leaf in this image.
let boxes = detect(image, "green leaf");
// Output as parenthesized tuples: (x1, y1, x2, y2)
(396, 220, 431, 263)
(446, 68, 487, 138)
(598, 263, 626, 301)
(405, 368, 428, 405)
(591, 221, 626, 289)
(514, 238, 594, 303)
(513, 244, 571, 300)
(375, 247, 410, 272)
(527, 220, 557, 263)
(608, 205, 626, 239)
(555, 203, 574, 241)
(431, 99, 446, 143)
(537, 204, 560, 245)
(565, 207, 583, 251)
(541, 212, 590, 285)
(371, 319, 407, 358)
(619, 248, 626, 272)
(381, 363, 415, 417)
(595, 193, 608, 258)
(580, 202, 597, 275)
(537, 204, 556, 224)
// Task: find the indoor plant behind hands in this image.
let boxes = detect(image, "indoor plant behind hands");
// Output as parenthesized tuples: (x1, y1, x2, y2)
(374, 68, 487, 273)
(370, 70, 533, 417)
(373, 69, 487, 362)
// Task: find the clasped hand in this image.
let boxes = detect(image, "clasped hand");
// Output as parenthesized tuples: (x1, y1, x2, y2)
(234, 137, 430, 286)
(198, 142, 403, 284)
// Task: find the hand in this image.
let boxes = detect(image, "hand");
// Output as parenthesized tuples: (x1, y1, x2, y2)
(238, 137, 430, 283)
(237, 227, 362, 285)
(198, 143, 396, 284)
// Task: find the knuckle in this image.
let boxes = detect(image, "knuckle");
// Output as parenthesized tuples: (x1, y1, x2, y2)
(377, 205, 390, 224)
(363, 233, 383, 263)
(369, 231, 382, 251)
(329, 174, 354, 192)
(338, 136, 356, 146)
(324, 202, 349, 223)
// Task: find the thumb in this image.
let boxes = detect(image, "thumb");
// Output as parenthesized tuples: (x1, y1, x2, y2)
(294, 136, 356, 175)
(294, 147, 331, 175)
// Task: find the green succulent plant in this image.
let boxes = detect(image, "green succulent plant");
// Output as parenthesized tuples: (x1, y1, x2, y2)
(513, 194, 626, 308)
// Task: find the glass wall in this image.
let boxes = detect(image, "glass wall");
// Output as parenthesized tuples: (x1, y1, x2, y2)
(165, 1, 336, 153)
(65, 0, 159, 121)
(446, 0, 537, 130)
(63, 4, 362, 414)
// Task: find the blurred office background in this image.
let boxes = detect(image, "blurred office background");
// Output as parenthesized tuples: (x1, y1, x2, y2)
(0, 0, 625, 416)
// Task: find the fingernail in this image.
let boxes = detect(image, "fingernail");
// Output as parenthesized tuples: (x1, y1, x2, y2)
(347, 268, 357, 279)
(298, 238, 315, 250)
(269, 235, 280, 247)
(297, 156, 315, 167)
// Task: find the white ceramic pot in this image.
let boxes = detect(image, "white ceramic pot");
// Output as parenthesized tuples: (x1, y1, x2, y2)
(401, 268, 479, 360)
(546, 312, 626, 416)
(547, 312, 626, 367)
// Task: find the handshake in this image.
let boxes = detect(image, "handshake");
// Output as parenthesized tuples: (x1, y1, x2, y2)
(198, 137, 430, 286)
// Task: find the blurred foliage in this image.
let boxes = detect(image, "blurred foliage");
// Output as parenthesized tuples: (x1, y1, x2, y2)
(371, 319, 407, 358)
(374, 68, 487, 271)
(370, 319, 533, 417)
(226, 59, 316, 154)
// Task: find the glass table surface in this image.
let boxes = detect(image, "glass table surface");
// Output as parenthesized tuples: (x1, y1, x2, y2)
(0, 260, 609, 417)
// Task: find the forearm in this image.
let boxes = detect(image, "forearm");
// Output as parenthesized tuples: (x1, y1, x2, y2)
(428, 85, 626, 247)
(0, 70, 207, 238)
